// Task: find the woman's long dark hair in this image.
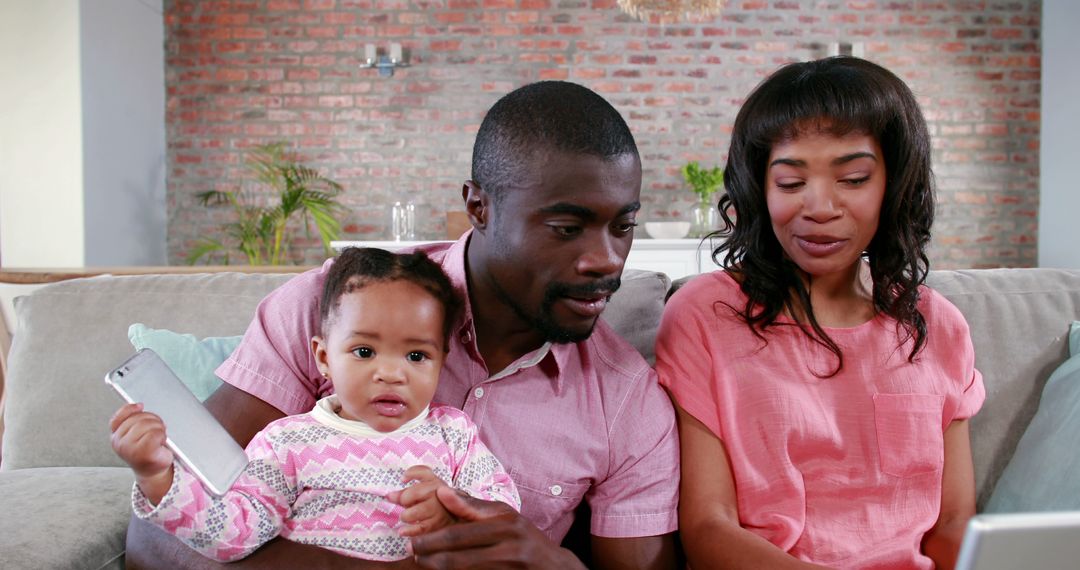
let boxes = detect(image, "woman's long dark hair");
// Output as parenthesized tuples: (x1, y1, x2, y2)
(715, 56, 935, 375)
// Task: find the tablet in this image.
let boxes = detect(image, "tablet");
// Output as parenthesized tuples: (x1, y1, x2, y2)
(105, 348, 248, 496)
(955, 511, 1080, 570)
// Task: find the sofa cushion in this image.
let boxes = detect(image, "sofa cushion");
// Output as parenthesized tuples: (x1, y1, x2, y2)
(984, 321, 1080, 513)
(926, 268, 1080, 509)
(603, 269, 671, 365)
(1, 272, 294, 471)
(0, 466, 133, 569)
(128, 324, 242, 402)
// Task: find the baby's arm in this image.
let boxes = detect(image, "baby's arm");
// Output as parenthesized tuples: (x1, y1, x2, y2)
(111, 406, 295, 563)
(109, 403, 175, 505)
(389, 465, 455, 537)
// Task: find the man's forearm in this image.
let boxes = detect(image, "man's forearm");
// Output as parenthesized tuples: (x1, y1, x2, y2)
(125, 515, 419, 569)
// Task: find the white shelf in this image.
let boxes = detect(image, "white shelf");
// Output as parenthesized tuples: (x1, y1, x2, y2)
(331, 237, 721, 281)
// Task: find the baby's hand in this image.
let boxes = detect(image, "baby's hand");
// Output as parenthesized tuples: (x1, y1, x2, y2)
(387, 465, 454, 537)
(109, 402, 174, 504)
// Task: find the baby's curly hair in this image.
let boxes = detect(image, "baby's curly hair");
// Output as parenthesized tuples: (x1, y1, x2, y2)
(320, 248, 459, 351)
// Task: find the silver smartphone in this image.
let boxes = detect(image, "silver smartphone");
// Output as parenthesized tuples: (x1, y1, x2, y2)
(105, 348, 248, 496)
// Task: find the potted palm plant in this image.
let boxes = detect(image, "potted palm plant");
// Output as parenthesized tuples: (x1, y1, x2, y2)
(186, 143, 346, 265)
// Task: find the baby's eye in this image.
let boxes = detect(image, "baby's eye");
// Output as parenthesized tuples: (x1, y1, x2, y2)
(352, 347, 374, 359)
(407, 351, 428, 363)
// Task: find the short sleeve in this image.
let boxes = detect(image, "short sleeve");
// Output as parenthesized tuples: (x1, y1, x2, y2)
(923, 288, 986, 425)
(215, 260, 334, 415)
(947, 316, 985, 423)
(587, 367, 680, 538)
(655, 277, 723, 438)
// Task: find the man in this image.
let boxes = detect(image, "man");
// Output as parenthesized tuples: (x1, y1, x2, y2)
(126, 81, 679, 569)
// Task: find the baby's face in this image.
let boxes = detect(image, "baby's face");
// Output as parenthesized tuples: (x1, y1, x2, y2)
(317, 280, 446, 432)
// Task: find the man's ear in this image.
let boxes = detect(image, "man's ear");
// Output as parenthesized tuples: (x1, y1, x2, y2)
(463, 180, 490, 232)
(311, 335, 330, 379)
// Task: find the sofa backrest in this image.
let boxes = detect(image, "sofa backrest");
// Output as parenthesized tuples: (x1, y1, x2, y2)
(0, 268, 669, 471)
(926, 268, 1080, 508)
(1, 272, 295, 471)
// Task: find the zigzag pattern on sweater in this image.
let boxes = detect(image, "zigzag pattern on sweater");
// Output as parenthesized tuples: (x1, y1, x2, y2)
(133, 405, 520, 562)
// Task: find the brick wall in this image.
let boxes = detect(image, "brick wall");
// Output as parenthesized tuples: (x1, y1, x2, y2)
(165, 0, 1041, 268)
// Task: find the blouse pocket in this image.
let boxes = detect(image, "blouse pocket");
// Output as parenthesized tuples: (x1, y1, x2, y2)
(873, 393, 946, 478)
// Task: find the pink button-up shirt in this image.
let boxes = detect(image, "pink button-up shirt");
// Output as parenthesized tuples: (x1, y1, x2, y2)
(216, 233, 679, 541)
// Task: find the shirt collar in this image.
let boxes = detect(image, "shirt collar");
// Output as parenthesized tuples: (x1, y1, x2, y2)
(442, 229, 573, 385)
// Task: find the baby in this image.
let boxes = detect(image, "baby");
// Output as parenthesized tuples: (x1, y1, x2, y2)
(110, 247, 520, 561)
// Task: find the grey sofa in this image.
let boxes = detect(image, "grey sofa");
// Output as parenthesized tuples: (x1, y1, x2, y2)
(1, 267, 1078, 568)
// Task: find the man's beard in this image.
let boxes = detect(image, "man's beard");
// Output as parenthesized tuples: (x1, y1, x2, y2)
(490, 276, 621, 344)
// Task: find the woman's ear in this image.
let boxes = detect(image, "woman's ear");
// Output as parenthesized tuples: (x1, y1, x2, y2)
(311, 336, 330, 379)
(463, 180, 490, 232)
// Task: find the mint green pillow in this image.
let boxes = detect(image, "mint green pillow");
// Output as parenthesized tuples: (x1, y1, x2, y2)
(985, 321, 1080, 512)
(126, 324, 242, 402)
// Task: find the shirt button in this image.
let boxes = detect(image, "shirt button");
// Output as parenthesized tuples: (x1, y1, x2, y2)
(473, 387, 485, 399)
(461, 331, 472, 343)
(549, 485, 562, 496)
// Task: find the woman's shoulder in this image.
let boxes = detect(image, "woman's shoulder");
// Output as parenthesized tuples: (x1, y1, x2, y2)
(916, 284, 973, 341)
(917, 285, 968, 323)
(668, 269, 743, 308)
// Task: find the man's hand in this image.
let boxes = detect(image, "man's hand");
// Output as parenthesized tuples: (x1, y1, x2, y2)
(388, 465, 456, 537)
(109, 402, 174, 505)
(410, 486, 585, 570)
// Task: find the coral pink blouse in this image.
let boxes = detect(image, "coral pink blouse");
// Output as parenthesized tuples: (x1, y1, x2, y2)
(657, 271, 984, 569)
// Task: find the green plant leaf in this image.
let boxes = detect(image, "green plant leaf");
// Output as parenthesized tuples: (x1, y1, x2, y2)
(189, 141, 346, 266)
(185, 238, 226, 265)
(681, 161, 724, 201)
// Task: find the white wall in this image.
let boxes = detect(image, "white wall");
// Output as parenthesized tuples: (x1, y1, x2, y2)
(1038, 1, 1080, 268)
(0, 0, 166, 268)
(81, 0, 167, 265)
(0, 1, 86, 267)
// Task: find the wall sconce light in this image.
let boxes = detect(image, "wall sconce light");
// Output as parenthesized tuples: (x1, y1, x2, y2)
(826, 42, 866, 58)
(361, 43, 409, 77)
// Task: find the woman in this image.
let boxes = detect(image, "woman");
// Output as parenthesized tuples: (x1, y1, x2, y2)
(656, 57, 984, 569)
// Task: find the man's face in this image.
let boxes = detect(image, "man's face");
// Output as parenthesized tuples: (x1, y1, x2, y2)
(481, 151, 642, 343)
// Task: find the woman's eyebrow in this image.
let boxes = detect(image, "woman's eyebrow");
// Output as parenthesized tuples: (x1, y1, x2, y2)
(769, 158, 805, 168)
(831, 151, 877, 165)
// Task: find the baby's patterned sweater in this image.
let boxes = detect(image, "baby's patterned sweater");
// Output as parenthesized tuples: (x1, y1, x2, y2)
(133, 397, 520, 561)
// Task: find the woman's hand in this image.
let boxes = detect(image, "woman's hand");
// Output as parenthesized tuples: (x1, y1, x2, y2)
(109, 402, 174, 504)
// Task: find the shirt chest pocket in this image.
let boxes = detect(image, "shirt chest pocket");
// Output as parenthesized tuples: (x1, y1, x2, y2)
(873, 393, 946, 478)
(510, 468, 589, 534)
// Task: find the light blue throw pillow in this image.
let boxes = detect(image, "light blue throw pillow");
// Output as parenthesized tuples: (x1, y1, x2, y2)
(985, 321, 1080, 512)
(126, 324, 242, 402)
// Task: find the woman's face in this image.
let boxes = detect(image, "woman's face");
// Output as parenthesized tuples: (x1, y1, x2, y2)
(765, 130, 887, 284)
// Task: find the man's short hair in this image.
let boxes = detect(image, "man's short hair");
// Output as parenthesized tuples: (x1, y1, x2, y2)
(471, 81, 639, 201)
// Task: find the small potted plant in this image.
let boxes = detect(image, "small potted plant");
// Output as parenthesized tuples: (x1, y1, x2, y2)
(681, 161, 724, 238)
(186, 143, 346, 265)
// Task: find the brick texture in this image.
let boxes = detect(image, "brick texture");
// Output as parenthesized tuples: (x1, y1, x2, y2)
(165, 0, 1041, 268)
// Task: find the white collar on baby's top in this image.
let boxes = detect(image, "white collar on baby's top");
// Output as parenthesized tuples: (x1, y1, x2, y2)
(310, 394, 430, 437)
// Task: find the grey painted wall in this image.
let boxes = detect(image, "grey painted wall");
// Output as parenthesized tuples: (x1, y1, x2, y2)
(1038, 1, 1080, 268)
(80, 0, 166, 266)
